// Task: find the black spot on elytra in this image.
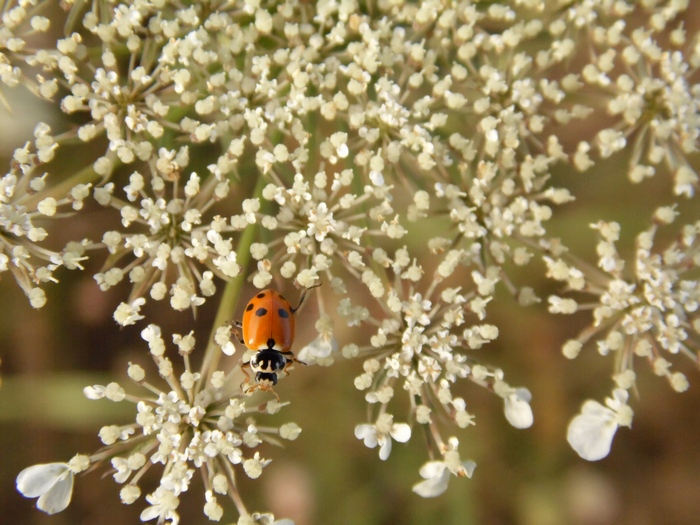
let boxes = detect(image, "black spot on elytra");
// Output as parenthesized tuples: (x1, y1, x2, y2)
(257, 292, 266, 299)
(267, 338, 276, 348)
(246, 303, 254, 312)
(255, 307, 268, 317)
(278, 308, 290, 319)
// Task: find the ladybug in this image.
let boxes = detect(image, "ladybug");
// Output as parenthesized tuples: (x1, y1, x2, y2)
(234, 285, 319, 398)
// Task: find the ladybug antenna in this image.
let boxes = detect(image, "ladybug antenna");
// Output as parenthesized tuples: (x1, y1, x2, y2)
(291, 282, 321, 313)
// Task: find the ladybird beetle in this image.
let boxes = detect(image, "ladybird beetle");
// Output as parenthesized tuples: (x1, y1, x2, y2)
(235, 285, 320, 398)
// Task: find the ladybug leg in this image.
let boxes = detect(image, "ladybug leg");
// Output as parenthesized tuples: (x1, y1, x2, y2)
(279, 351, 305, 377)
(280, 350, 306, 366)
(266, 386, 281, 403)
(240, 360, 252, 386)
(290, 283, 322, 313)
(243, 382, 281, 403)
(229, 320, 245, 345)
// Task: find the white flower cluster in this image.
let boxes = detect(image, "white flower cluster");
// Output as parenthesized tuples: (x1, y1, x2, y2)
(0, 0, 53, 98)
(548, 213, 700, 458)
(20, 324, 302, 524)
(1, 125, 88, 307)
(344, 247, 533, 494)
(583, 11, 700, 191)
(92, 148, 240, 317)
(233, 168, 397, 290)
(6, 0, 700, 520)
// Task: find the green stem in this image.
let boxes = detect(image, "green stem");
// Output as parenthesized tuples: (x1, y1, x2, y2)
(199, 175, 267, 381)
(23, 160, 108, 209)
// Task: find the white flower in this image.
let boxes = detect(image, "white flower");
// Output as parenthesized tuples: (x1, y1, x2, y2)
(214, 252, 240, 277)
(354, 414, 411, 460)
(412, 453, 476, 498)
(84, 381, 123, 401)
(113, 298, 146, 326)
(280, 423, 302, 440)
(503, 387, 534, 429)
(37, 197, 57, 216)
(296, 268, 319, 289)
(140, 486, 180, 525)
(307, 202, 337, 241)
(203, 490, 223, 521)
(296, 334, 337, 363)
(567, 388, 633, 461)
(16, 463, 75, 514)
(111, 453, 146, 483)
(242, 452, 270, 479)
(237, 514, 295, 525)
(120, 484, 141, 504)
(28, 288, 47, 308)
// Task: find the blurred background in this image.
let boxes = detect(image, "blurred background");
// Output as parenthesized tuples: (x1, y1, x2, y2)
(2, 10, 700, 525)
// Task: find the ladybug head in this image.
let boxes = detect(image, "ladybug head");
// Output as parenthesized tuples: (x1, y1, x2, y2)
(250, 349, 287, 375)
(254, 371, 278, 388)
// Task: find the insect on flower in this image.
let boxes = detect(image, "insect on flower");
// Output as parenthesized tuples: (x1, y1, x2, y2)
(233, 285, 320, 399)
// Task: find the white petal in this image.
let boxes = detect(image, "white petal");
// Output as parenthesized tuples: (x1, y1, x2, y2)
(354, 425, 377, 448)
(308, 337, 335, 358)
(378, 438, 392, 461)
(514, 387, 532, 403)
(297, 336, 336, 362)
(16, 463, 69, 498)
(369, 171, 385, 186)
(567, 401, 618, 461)
(221, 341, 236, 356)
(504, 391, 534, 429)
(36, 472, 73, 514)
(418, 461, 447, 480)
(580, 399, 615, 419)
(412, 469, 450, 498)
(462, 460, 477, 478)
(353, 424, 368, 439)
(83, 385, 105, 399)
(609, 388, 629, 408)
(390, 423, 412, 443)
(140, 505, 161, 522)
